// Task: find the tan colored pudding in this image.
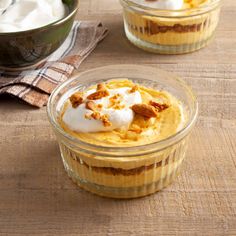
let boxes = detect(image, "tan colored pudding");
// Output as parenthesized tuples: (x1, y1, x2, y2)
(58, 79, 187, 197)
(120, 0, 221, 54)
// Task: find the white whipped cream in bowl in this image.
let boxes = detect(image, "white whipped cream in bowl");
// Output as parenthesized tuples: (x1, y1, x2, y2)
(0, 0, 67, 33)
(0, 0, 78, 69)
(0, 0, 12, 14)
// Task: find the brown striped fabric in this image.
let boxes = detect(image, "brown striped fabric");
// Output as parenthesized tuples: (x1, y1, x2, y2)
(0, 21, 108, 108)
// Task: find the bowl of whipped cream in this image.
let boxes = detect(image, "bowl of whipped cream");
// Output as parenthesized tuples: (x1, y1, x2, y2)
(0, 0, 78, 69)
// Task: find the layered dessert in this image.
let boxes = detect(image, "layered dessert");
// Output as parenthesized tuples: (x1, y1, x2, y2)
(120, 0, 221, 54)
(58, 79, 188, 198)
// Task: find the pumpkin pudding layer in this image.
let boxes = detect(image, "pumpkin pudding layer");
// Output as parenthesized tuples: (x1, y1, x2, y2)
(58, 79, 187, 198)
(120, 0, 221, 54)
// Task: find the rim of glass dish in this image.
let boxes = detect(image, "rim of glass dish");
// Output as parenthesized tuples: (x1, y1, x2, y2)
(0, 0, 79, 36)
(120, 0, 221, 18)
(47, 64, 198, 156)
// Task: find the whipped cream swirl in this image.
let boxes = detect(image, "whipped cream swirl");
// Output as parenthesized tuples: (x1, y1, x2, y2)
(0, 0, 66, 33)
(63, 87, 142, 133)
(132, 0, 184, 10)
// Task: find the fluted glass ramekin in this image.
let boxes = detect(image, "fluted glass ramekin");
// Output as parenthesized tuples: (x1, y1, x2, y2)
(120, 0, 221, 54)
(47, 65, 198, 198)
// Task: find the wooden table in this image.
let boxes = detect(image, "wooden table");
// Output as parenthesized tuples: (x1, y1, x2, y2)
(0, 0, 235, 235)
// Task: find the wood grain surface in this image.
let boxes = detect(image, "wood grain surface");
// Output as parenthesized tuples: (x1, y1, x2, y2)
(0, 0, 236, 235)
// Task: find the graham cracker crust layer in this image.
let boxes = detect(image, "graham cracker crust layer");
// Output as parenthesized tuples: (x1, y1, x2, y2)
(69, 152, 172, 176)
(128, 20, 208, 35)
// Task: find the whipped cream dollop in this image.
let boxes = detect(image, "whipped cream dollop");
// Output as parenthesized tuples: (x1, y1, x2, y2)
(63, 87, 142, 133)
(132, 0, 184, 10)
(0, 0, 67, 33)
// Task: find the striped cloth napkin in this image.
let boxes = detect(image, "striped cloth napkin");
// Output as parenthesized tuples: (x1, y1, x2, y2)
(0, 21, 108, 108)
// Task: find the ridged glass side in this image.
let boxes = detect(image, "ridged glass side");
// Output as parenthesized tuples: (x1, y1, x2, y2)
(122, 6, 220, 54)
(58, 138, 188, 198)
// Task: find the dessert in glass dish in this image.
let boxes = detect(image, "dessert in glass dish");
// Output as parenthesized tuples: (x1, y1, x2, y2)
(120, 0, 222, 54)
(47, 65, 198, 198)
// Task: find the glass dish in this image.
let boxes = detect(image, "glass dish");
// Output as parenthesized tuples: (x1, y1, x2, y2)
(47, 65, 198, 198)
(120, 0, 221, 54)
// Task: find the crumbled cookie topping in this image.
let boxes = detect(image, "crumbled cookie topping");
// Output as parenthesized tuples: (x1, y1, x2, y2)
(91, 112, 101, 120)
(87, 90, 110, 100)
(97, 83, 107, 91)
(101, 114, 112, 127)
(110, 94, 121, 100)
(87, 83, 110, 100)
(85, 111, 101, 120)
(129, 85, 139, 93)
(69, 92, 83, 108)
(113, 104, 126, 110)
(85, 101, 97, 111)
(131, 104, 158, 118)
(108, 94, 125, 110)
(85, 111, 111, 127)
(97, 104, 103, 109)
(149, 100, 169, 112)
(84, 102, 112, 127)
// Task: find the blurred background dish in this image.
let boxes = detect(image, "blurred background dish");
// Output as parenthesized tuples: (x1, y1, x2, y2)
(0, 0, 78, 70)
(120, 0, 222, 54)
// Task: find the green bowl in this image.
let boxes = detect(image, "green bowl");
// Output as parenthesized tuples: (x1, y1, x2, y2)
(0, 0, 79, 69)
